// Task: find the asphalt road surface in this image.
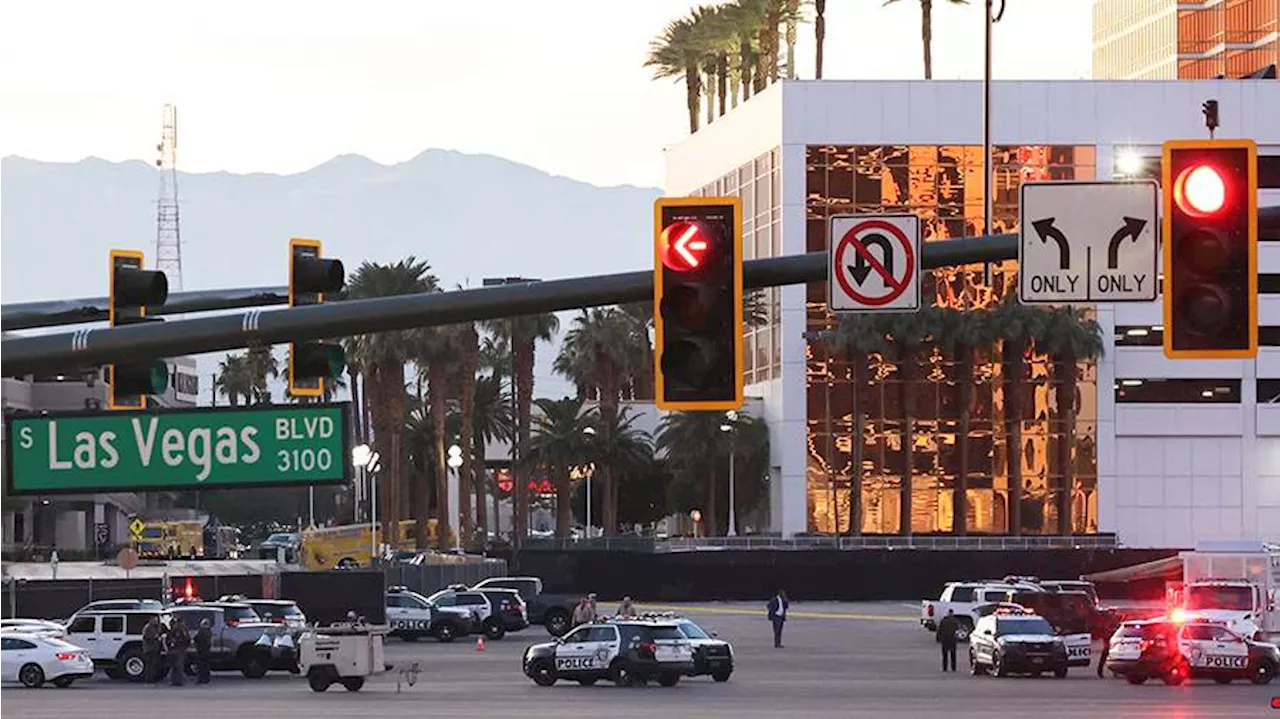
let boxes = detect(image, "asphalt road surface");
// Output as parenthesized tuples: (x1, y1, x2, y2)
(3, 602, 1275, 718)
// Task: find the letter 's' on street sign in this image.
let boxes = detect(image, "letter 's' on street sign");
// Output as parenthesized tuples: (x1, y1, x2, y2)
(4, 403, 351, 496)
(108, 249, 170, 410)
(288, 238, 346, 397)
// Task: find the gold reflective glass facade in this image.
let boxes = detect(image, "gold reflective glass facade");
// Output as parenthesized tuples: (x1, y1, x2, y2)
(805, 145, 1099, 536)
(1094, 0, 1279, 79)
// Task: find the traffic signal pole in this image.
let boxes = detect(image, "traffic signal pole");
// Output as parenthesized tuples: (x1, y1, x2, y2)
(1, 232, 1019, 377)
(2, 285, 291, 331)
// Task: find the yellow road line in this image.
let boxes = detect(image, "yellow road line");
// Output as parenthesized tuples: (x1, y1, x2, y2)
(637, 603, 916, 623)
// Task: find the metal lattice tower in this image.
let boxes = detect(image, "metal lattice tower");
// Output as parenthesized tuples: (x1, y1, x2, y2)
(155, 104, 183, 290)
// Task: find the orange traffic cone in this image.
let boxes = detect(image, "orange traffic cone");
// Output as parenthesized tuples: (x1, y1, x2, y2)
(476, 636, 486, 652)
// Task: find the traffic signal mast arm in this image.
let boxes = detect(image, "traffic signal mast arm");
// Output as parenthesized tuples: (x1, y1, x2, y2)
(1, 233, 1018, 378)
(2, 285, 291, 331)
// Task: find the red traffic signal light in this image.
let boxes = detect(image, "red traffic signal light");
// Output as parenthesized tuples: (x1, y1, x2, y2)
(653, 197, 743, 411)
(1162, 139, 1257, 360)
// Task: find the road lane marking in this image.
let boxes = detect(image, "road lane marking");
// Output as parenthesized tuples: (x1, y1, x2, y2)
(637, 604, 916, 622)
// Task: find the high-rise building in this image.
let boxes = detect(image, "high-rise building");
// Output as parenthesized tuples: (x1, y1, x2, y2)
(1093, 0, 1278, 80)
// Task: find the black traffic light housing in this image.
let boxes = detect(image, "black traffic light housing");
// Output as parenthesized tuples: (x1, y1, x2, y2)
(1162, 139, 1258, 359)
(108, 249, 170, 410)
(288, 238, 346, 397)
(653, 197, 743, 411)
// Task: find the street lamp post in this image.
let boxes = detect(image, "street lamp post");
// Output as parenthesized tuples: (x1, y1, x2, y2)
(447, 444, 463, 552)
(351, 444, 380, 561)
(720, 411, 738, 537)
(982, 0, 1006, 285)
(582, 426, 597, 538)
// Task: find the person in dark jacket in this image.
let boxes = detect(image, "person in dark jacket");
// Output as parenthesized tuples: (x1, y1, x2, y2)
(141, 616, 163, 684)
(1095, 638, 1109, 677)
(166, 616, 190, 686)
(766, 589, 789, 648)
(936, 609, 961, 671)
(194, 618, 213, 685)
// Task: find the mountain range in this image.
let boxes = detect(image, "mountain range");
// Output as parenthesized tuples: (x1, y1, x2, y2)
(1, 150, 663, 398)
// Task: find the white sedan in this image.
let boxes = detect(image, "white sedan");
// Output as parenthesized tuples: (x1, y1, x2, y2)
(1, 633, 95, 688)
(1, 619, 68, 638)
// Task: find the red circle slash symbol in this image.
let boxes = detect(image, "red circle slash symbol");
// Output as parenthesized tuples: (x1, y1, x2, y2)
(833, 219, 915, 307)
(660, 221, 710, 272)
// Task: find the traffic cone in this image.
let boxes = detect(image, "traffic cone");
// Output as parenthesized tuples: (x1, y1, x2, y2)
(476, 636, 486, 652)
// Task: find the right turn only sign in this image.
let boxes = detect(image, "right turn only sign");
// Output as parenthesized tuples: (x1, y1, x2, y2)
(828, 214, 921, 313)
(1018, 180, 1159, 304)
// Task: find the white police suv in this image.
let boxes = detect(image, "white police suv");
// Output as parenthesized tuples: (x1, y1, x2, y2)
(522, 619, 694, 687)
(385, 586, 472, 643)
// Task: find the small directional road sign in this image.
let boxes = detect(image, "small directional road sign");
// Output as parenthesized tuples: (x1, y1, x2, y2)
(829, 214, 920, 313)
(1019, 180, 1159, 304)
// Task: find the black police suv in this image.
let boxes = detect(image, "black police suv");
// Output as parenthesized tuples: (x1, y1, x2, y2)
(968, 611, 1070, 678)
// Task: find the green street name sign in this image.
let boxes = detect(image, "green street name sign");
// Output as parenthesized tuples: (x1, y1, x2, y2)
(4, 403, 351, 495)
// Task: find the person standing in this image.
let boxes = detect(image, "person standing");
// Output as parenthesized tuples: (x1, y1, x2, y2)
(571, 597, 593, 627)
(141, 616, 163, 684)
(194, 619, 213, 685)
(766, 589, 789, 648)
(936, 609, 960, 671)
(166, 616, 190, 686)
(616, 596, 637, 618)
(1095, 637, 1109, 678)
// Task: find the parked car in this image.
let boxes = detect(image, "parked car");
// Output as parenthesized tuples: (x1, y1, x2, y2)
(258, 532, 300, 562)
(217, 596, 308, 630)
(64, 609, 171, 681)
(1, 619, 67, 638)
(1, 633, 94, 688)
(472, 576, 579, 636)
(170, 602, 296, 678)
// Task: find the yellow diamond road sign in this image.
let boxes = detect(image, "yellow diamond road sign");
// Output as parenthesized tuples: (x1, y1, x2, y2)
(129, 518, 145, 538)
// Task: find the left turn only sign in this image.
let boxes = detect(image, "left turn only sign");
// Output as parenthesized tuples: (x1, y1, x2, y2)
(828, 214, 921, 313)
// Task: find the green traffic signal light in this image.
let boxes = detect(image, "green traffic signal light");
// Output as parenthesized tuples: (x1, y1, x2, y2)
(295, 342, 346, 380)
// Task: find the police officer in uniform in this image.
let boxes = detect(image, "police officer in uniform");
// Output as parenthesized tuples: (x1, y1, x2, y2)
(166, 616, 190, 686)
(936, 609, 961, 671)
(194, 619, 213, 685)
(141, 616, 163, 684)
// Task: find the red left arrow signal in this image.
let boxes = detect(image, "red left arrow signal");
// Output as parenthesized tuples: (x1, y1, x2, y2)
(659, 221, 710, 272)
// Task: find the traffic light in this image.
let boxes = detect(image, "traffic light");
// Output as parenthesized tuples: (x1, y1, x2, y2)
(108, 249, 170, 410)
(653, 196, 743, 411)
(1162, 139, 1258, 359)
(288, 238, 346, 397)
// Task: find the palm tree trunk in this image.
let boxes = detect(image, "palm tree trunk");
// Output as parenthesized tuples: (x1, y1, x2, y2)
(1056, 356, 1077, 535)
(899, 349, 916, 536)
(514, 342, 535, 540)
(740, 38, 754, 99)
(429, 362, 450, 550)
(921, 0, 934, 80)
(784, 13, 797, 79)
(814, 0, 826, 79)
(369, 365, 397, 542)
(755, 25, 770, 91)
(717, 53, 728, 116)
(459, 326, 478, 546)
(704, 71, 714, 125)
(1004, 339, 1026, 536)
(766, 5, 782, 83)
(850, 353, 867, 536)
(684, 65, 701, 134)
(555, 467, 572, 538)
(474, 441, 488, 542)
(598, 356, 620, 535)
(706, 465, 719, 537)
(954, 346, 973, 535)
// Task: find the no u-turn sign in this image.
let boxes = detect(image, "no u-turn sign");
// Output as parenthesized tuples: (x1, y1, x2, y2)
(828, 214, 921, 313)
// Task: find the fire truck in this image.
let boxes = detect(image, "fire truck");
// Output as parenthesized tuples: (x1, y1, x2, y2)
(1167, 541, 1280, 642)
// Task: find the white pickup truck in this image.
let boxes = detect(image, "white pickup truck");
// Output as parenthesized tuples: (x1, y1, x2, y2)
(920, 582, 1035, 641)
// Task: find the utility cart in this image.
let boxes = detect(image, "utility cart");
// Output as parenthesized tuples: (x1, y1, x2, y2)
(299, 621, 420, 692)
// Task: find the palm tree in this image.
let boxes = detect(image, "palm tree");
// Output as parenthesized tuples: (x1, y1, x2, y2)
(935, 308, 993, 535)
(646, 17, 704, 133)
(884, 0, 971, 79)
(471, 374, 514, 541)
(832, 313, 888, 535)
(724, 412, 771, 535)
(1034, 307, 1103, 535)
(657, 411, 728, 535)
(457, 322, 480, 545)
(415, 323, 457, 550)
(483, 312, 560, 541)
(344, 258, 438, 541)
(215, 354, 254, 406)
(726, 0, 763, 100)
(246, 345, 279, 404)
(586, 408, 655, 532)
(885, 307, 942, 535)
(522, 397, 595, 537)
(814, 0, 828, 78)
(990, 294, 1045, 536)
(554, 308, 647, 535)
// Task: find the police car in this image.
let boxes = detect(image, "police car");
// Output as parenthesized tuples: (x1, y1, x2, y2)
(385, 586, 473, 643)
(968, 608, 1070, 678)
(620, 612, 733, 682)
(1105, 617, 1280, 685)
(522, 619, 694, 687)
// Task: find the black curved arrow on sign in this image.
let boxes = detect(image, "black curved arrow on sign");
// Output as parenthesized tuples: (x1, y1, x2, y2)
(1031, 218, 1071, 270)
(847, 233, 895, 285)
(1106, 216, 1147, 269)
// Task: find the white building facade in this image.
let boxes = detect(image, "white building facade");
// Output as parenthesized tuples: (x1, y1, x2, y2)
(664, 79, 1280, 548)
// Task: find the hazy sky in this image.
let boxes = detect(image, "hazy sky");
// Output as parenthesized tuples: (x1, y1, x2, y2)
(0, 0, 1092, 189)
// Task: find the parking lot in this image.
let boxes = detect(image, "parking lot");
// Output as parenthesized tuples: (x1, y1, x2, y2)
(2, 602, 1274, 718)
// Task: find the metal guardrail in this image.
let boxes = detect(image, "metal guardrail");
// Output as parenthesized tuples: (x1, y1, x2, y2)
(507, 535, 1120, 552)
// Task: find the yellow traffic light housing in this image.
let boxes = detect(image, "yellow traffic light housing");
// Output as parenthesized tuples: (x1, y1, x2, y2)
(107, 249, 170, 410)
(288, 238, 346, 397)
